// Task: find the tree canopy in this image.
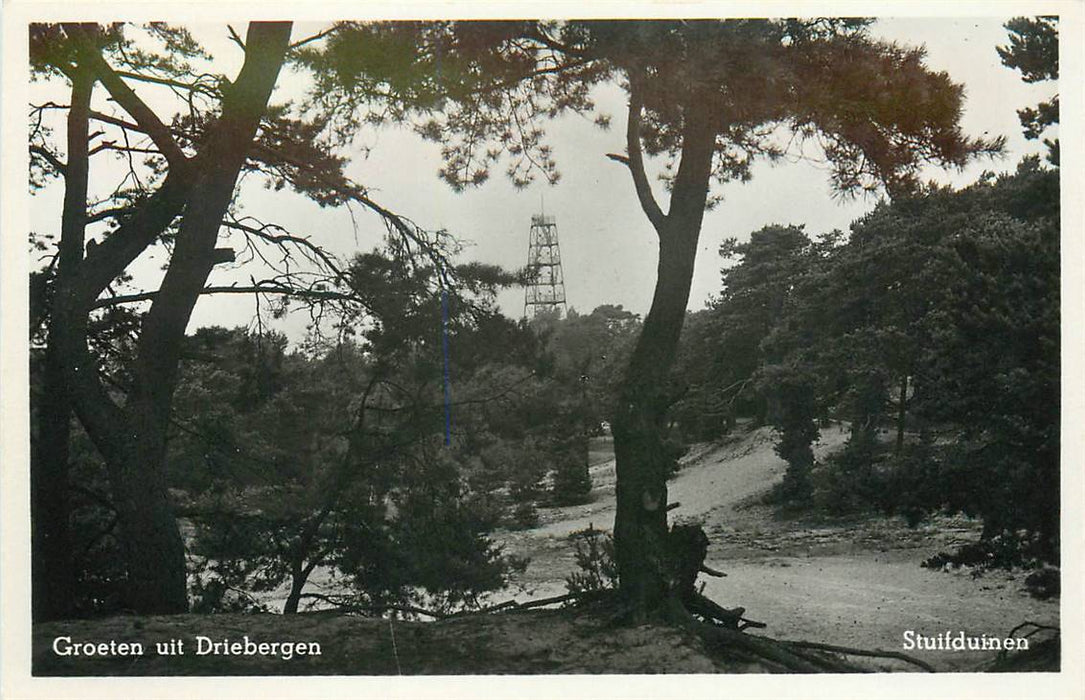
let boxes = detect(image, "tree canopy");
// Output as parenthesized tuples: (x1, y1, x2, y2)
(998, 16, 1059, 164)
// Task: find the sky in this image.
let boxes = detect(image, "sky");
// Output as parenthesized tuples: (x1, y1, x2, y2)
(26, 16, 1058, 343)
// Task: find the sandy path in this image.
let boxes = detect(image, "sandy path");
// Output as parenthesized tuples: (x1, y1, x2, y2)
(705, 555, 1056, 671)
(529, 424, 849, 536)
(498, 424, 1059, 672)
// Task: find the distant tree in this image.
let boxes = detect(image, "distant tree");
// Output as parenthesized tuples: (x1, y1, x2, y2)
(545, 304, 640, 426)
(674, 225, 823, 441)
(669, 309, 733, 440)
(998, 16, 1059, 164)
(550, 439, 593, 505)
(540, 305, 641, 503)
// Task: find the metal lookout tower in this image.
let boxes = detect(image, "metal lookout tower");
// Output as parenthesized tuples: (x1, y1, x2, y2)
(524, 214, 568, 319)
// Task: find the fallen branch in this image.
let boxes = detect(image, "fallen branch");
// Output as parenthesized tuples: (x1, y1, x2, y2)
(1006, 620, 1060, 639)
(295, 593, 445, 620)
(686, 591, 765, 631)
(780, 639, 936, 672)
(689, 617, 850, 673)
(442, 590, 607, 621)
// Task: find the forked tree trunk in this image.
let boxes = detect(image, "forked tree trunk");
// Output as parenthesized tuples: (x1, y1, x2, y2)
(48, 22, 293, 614)
(611, 89, 716, 616)
(282, 556, 323, 615)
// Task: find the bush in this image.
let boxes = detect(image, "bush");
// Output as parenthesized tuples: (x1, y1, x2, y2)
(551, 460, 592, 505)
(1024, 567, 1060, 600)
(506, 501, 539, 530)
(564, 525, 617, 594)
(550, 436, 592, 505)
(922, 531, 1051, 573)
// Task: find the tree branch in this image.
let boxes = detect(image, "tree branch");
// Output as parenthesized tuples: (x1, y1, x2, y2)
(222, 217, 346, 281)
(85, 206, 134, 225)
(780, 639, 936, 672)
(521, 25, 585, 59)
(112, 69, 218, 96)
(87, 142, 163, 157)
(73, 172, 191, 309)
(90, 284, 359, 310)
(88, 110, 142, 133)
(30, 145, 67, 174)
(621, 77, 666, 232)
(289, 25, 339, 50)
(227, 25, 247, 51)
(296, 593, 444, 619)
(62, 24, 190, 170)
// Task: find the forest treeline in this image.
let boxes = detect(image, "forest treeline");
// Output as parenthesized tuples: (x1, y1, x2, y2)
(674, 157, 1059, 566)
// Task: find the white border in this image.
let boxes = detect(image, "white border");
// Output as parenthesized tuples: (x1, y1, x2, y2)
(2, 2, 1082, 699)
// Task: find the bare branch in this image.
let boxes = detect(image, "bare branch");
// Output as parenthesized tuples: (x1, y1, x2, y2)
(222, 217, 346, 282)
(251, 142, 459, 281)
(62, 24, 190, 170)
(90, 284, 360, 310)
(88, 110, 142, 133)
(289, 25, 339, 50)
(622, 76, 666, 231)
(112, 69, 219, 97)
(227, 25, 247, 51)
(87, 142, 163, 157)
(780, 639, 936, 673)
(296, 593, 444, 619)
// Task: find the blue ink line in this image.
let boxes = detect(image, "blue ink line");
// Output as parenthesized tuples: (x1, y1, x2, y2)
(441, 286, 452, 446)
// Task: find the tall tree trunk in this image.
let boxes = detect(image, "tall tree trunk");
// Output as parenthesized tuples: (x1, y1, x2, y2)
(118, 23, 293, 612)
(125, 22, 294, 613)
(50, 22, 293, 613)
(110, 434, 189, 613)
(612, 226, 701, 615)
(611, 87, 715, 616)
(32, 64, 93, 622)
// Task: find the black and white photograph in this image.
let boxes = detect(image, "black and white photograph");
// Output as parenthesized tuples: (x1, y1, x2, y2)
(1, 2, 1082, 698)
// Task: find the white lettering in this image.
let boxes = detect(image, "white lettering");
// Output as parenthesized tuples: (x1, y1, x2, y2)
(52, 636, 72, 656)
